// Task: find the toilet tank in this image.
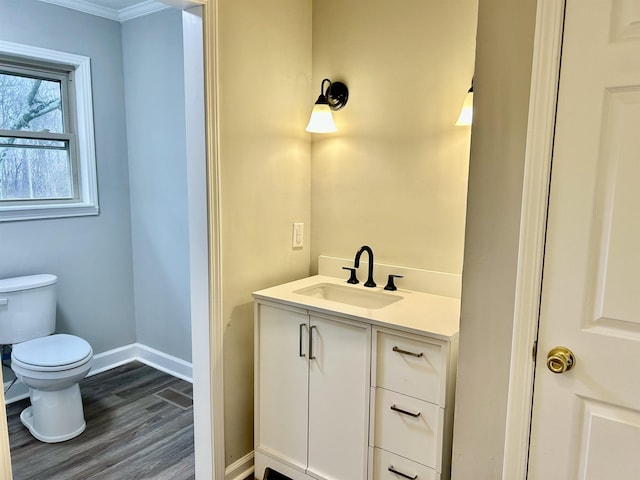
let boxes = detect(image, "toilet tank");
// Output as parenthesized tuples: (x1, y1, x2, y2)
(0, 274, 57, 345)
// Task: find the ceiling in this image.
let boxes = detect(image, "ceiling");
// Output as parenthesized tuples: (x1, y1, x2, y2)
(37, 0, 168, 22)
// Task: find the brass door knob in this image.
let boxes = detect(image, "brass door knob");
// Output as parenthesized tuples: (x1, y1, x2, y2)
(546, 346, 576, 374)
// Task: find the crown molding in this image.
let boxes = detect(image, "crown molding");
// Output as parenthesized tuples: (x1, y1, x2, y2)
(36, 0, 169, 22)
(119, 0, 169, 21)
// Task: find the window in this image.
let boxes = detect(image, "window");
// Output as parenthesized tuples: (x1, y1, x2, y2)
(0, 41, 98, 221)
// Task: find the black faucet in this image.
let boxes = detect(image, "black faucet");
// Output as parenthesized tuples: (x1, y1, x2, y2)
(354, 245, 376, 287)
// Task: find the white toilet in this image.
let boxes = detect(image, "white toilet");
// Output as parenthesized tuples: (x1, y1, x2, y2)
(0, 274, 93, 443)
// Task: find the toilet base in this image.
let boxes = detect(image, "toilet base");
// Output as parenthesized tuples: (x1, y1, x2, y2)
(21, 384, 87, 443)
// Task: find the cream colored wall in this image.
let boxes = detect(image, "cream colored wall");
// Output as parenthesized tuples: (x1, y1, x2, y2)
(218, 0, 479, 469)
(451, 0, 537, 478)
(310, 0, 478, 275)
(217, 0, 312, 466)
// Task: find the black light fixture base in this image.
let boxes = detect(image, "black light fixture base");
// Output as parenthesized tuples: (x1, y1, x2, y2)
(326, 81, 349, 110)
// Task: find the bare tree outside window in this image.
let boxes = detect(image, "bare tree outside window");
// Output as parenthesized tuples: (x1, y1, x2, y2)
(0, 69, 73, 201)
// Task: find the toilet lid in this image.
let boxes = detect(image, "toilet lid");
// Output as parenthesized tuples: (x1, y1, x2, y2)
(12, 334, 93, 369)
(0, 274, 56, 293)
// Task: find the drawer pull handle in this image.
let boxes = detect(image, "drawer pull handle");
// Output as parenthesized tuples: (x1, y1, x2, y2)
(390, 404, 421, 418)
(388, 465, 418, 479)
(392, 346, 423, 358)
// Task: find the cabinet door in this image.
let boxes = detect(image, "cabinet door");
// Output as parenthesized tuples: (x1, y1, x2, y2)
(307, 314, 371, 480)
(255, 303, 309, 471)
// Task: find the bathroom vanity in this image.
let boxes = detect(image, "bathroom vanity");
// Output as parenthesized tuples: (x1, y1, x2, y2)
(253, 275, 459, 480)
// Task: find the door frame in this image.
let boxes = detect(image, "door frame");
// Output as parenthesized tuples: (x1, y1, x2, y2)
(198, 0, 226, 478)
(500, 0, 566, 478)
(0, 368, 12, 479)
(158, 1, 226, 478)
(163, 2, 226, 478)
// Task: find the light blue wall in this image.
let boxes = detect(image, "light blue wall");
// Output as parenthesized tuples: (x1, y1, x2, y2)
(121, 9, 192, 362)
(0, 1, 193, 365)
(0, 0, 136, 354)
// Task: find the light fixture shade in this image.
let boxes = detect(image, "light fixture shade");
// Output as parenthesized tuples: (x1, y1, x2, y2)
(306, 104, 337, 133)
(456, 90, 474, 126)
(306, 79, 348, 133)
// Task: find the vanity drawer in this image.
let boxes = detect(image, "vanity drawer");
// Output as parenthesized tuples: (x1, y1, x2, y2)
(371, 447, 439, 480)
(376, 331, 444, 405)
(373, 388, 442, 470)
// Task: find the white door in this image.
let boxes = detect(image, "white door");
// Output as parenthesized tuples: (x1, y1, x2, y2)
(307, 314, 370, 480)
(255, 303, 310, 471)
(528, 0, 640, 478)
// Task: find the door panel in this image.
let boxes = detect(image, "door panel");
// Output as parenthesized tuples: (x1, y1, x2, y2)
(589, 89, 640, 331)
(575, 398, 640, 478)
(307, 314, 370, 480)
(256, 303, 309, 470)
(528, 0, 640, 477)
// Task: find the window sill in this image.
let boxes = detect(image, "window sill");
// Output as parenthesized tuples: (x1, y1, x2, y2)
(0, 202, 99, 222)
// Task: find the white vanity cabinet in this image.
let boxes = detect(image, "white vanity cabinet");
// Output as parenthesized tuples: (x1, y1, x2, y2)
(254, 275, 459, 480)
(254, 300, 371, 480)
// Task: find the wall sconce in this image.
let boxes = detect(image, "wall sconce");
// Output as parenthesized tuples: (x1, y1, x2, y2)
(306, 78, 349, 133)
(456, 81, 474, 126)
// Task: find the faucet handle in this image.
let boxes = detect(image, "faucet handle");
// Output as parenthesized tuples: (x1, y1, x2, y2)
(384, 274, 403, 291)
(342, 267, 359, 284)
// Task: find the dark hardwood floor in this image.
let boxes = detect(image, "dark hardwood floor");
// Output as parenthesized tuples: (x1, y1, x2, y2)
(6, 362, 194, 480)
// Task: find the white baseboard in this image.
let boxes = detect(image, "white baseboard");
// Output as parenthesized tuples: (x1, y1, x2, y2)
(4, 342, 193, 404)
(225, 451, 255, 480)
(134, 343, 192, 383)
(89, 343, 138, 376)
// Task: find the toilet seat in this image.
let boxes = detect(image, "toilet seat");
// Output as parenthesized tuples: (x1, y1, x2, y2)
(12, 334, 93, 372)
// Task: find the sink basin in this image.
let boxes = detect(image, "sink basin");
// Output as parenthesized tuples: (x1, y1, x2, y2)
(294, 283, 402, 309)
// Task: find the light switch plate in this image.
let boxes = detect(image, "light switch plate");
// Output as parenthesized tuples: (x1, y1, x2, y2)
(292, 222, 304, 248)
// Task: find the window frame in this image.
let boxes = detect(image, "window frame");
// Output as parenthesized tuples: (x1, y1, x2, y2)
(0, 40, 98, 222)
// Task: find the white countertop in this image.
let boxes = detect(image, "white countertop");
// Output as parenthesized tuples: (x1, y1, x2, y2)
(253, 275, 460, 340)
